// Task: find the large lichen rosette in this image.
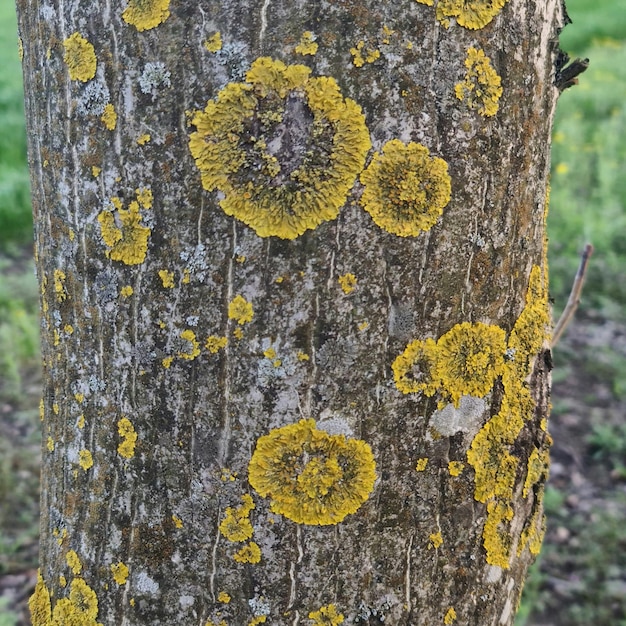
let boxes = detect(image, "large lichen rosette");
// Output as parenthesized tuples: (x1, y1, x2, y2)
(359, 139, 451, 237)
(248, 419, 376, 525)
(435, 0, 508, 29)
(189, 57, 371, 239)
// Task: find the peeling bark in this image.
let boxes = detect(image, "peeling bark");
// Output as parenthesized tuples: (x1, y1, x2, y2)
(17, 0, 566, 623)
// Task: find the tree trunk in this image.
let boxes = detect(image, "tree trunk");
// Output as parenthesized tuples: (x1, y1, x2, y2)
(18, 0, 565, 623)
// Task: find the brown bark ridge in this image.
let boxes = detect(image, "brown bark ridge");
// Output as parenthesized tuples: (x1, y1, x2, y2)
(17, 0, 566, 623)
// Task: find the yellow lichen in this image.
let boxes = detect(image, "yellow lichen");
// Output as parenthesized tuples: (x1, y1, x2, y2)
(189, 57, 371, 239)
(59, 575, 67, 587)
(444, 607, 457, 624)
(434, 322, 507, 407)
(204, 32, 222, 53)
(101, 103, 117, 130)
(217, 591, 231, 604)
(117, 417, 137, 459)
(111, 562, 129, 585)
(522, 446, 550, 498)
(308, 604, 344, 625)
(92, 166, 101, 177)
(39, 399, 44, 421)
(228, 295, 254, 325)
(360, 139, 451, 237)
(338, 273, 357, 294)
(297, 351, 310, 361)
(29, 570, 51, 626)
(53, 269, 67, 302)
(435, 0, 508, 30)
(233, 541, 262, 563)
(178, 329, 201, 360)
(455, 47, 502, 117)
(482, 499, 514, 568)
(416, 457, 428, 471)
(349, 40, 380, 67)
(162, 356, 174, 368)
(248, 618, 266, 626)
(172, 514, 183, 528)
(248, 419, 376, 525)
(122, 0, 170, 31)
(233, 327, 244, 340)
(428, 531, 443, 549)
(62, 33, 97, 82)
(120, 285, 134, 298)
(415, 0, 434, 5)
(77, 415, 85, 429)
(206, 335, 228, 353)
(51, 577, 101, 625)
(98, 190, 151, 265)
(392, 338, 439, 396)
(518, 501, 546, 557)
(66, 550, 82, 575)
(79, 449, 93, 471)
(295, 31, 318, 56)
(448, 461, 464, 476)
(219, 506, 254, 542)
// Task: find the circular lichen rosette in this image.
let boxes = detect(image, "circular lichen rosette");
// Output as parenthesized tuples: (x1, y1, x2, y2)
(189, 57, 372, 239)
(359, 139, 451, 237)
(248, 419, 376, 525)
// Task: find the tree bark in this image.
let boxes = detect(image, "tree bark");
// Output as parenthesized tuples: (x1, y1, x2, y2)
(17, 0, 565, 623)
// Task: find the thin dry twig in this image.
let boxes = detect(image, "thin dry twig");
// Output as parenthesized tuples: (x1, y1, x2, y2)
(552, 243, 594, 346)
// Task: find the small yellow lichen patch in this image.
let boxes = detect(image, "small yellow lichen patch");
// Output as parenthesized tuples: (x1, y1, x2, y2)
(295, 31, 318, 56)
(416, 457, 428, 471)
(111, 562, 129, 585)
(64, 325, 74, 335)
(217, 591, 231, 604)
(338, 273, 357, 294)
(360, 139, 451, 237)
(233, 541, 262, 563)
(415, 0, 434, 5)
(436, 0, 508, 29)
(248, 618, 267, 626)
(101, 103, 117, 130)
(137, 133, 151, 145)
(189, 57, 371, 239)
(448, 461, 464, 476)
(39, 399, 44, 421)
(98, 190, 152, 265)
(92, 166, 101, 177)
(428, 531, 443, 549)
(392, 338, 439, 396)
(523, 446, 550, 498)
(79, 449, 93, 471)
(309, 604, 344, 625)
(248, 419, 376, 525)
(228, 295, 254, 325)
(178, 329, 201, 360)
(54, 269, 67, 302)
(29, 570, 51, 626)
(482, 499, 514, 568)
(350, 40, 380, 67)
(233, 327, 244, 340)
(66, 549, 82, 575)
(444, 607, 457, 624)
(158, 269, 175, 288)
(121, 285, 134, 298)
(204, 32, 222, 53)
(51, 577, 101, 625)
(59, 574, 67, 587)
(455, 47, 502, 117)
(46, 436, 54, 452)
(172, 514, 183, 528)
(297, 351, 310, 361)
(122, 0, 170, 31)
(206, 335, 228, 353)
(77, 415, 85, 429)
(219, 496, 255, 542)
(63, 32, 97, 82)
(117, 417, 137, 459)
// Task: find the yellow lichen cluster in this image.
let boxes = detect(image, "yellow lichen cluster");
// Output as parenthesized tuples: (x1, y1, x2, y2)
(360, 140, 451, 237)
(117, 417, 137, 459)
(393, 322, 506, 407)
(466, 265, 551, 567)
(455, 47, 503, 117)
(189, 57, 371, 239)
(428, 531, 443, 549)
(97, 189, 152, 265)
(338, 273, 357, 294)
(204, 32, 222, 53)
(219, 494, 261, 563)
(62, 33, 97, 82)
(349, 40, 380, 67)
(248, 419, 376, 525)
(206, 335, 228, 353)
(29, 571, 103, 626)
(178, 329, 201, 360)
(122, 0, 170, 31)
(101, 103, 117, 130)
(308, 604, 344, 625)
(228, 295, 254, 325)
(435, 0, 508, 29)
(79, 449, 93, 471)
(53, 269, 67, 302)
(444, 607, 458, 624)
(295, 31, 318, 56)
(110, 562, 129, 585)
(158, 269, 175, 288)
(66, 550, 82, 575)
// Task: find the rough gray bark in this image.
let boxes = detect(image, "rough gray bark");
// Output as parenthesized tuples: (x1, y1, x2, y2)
(18, 0, 565, 623)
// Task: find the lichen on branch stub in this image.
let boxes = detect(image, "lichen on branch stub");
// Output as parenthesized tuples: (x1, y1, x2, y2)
(248, 419, 376, 525)
(189, 57, 371, 239)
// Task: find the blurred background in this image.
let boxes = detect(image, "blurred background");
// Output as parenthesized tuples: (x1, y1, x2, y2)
(1, 1, 625, 624)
